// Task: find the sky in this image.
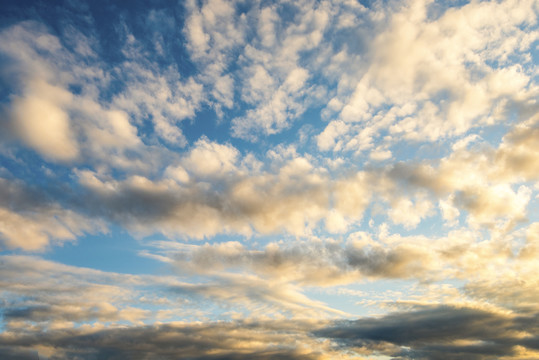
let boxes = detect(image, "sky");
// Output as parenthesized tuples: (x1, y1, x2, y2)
(0, 0, 538, 359)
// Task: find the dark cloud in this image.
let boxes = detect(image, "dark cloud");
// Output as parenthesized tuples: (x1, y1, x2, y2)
(0, 321, 324, 360)
(4, 308, 538, 360)
(344, 243, 431, 278)
(0, 347, 39, 360)
(315, 306, 539, 360)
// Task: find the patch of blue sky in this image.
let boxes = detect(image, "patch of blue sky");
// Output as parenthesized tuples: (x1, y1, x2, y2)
(306, 278, 430, 317)
(531, 41, 539, 77)
(0, 149, 67, 185)
(305, 288, 372, 318)
(181, 106, 232, 145)
(427, 0, 471, 19)
(254, 108, 326, 153)
(43, 226, 166, 275)
(385, 216, 447, 240)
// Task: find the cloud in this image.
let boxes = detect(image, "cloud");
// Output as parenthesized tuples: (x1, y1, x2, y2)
(0, 206, 101, 251)
(462, 237, 539, 313)
(0, 319, 334, 360)
(181, 137, 240, 178)
(71, 147, 335, 238)
(10, 80, 79, 161)
(0, 348, 39, 360)
(140, 217, 539, 303)
(0, 255, 158, 328)
(318, 0, 538, 156)
(169, 273, 346, 318)
(316, 120, 350, 152)
(145, 232, 455, 286)
(495, 110, 539, 182)
(2, 2, 535, 244)
(5, 110, 538, 250)
(384, 111, 539, 231)
(3, 106, 538, 250)
(111, 59, 204, 147)
(182, 0, 371, 138)
(182, 0, 246, 115)
(0, 255, 348, 358)
(386, 195, 433, 229)
(0, 252, 346, 333)
(0, 20, 200, 168)
(0, 22, 80, 162)
(3, 304, 539, 359)
(232, 66, 312, 138)
(3, 250, 539, 359)
(0, 178, 106, 251)
(316, 305, 539, 360)
(230, 0, 365, 139)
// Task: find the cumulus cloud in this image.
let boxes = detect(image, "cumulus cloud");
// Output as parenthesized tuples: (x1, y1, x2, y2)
(182, 0, 246, 116)
(495, 111, 539, 182)
(0, 22, 80, 162)
(10, 80, 79, 161)
(181, 0, 373, 138)
(111, 58, 204, 147)
(181, 137, 240, 178)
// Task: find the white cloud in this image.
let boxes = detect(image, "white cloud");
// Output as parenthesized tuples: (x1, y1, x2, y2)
(369, 147, 392, 161)
(183, 0, 247, 114)
(10, 81, 79, 162)
(456, 184, 531, 230)
(182, 137, 240, 178)
(228, 0, 337, 138)
(232, 66, 312, 138)
(112, 59, 204, 147)
(387, 196, 433, 229)
(164, 165, 190, 184)
(318, 0, 538, 157)
(317, 120, 349, 151)
(439, 195, 460, 226)
(0, 206, 95, 251)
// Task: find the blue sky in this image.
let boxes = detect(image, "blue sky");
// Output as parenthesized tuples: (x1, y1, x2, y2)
(1, 0, 539, 359)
